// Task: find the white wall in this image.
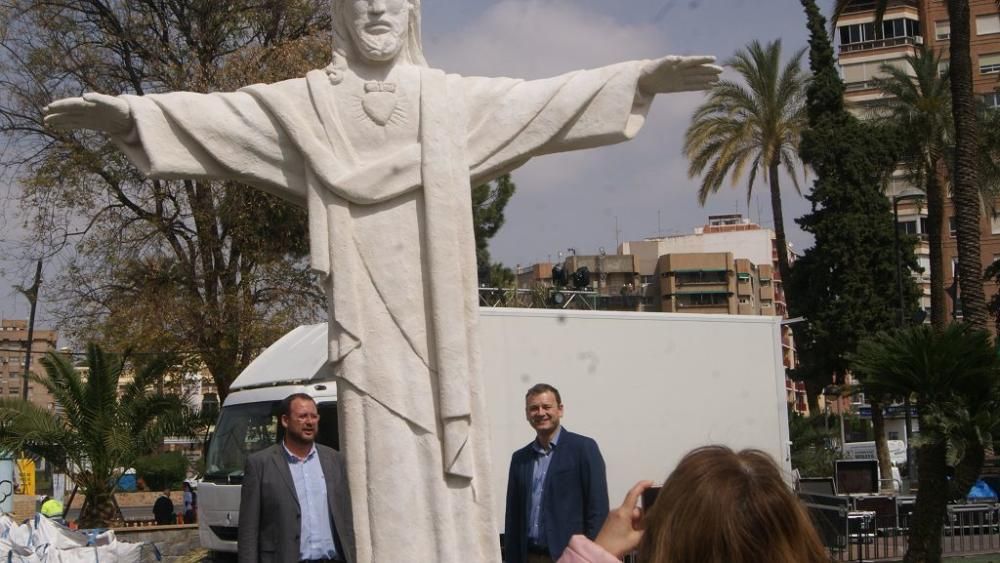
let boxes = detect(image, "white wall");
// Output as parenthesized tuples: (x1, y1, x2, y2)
(479, 309, 789, 529)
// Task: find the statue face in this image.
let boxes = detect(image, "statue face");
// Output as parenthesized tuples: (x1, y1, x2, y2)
(347, 0, 411, 63)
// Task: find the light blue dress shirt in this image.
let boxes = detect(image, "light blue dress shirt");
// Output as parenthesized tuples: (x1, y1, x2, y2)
(283, 443, 338, 561)
(527, 426, 562, 546)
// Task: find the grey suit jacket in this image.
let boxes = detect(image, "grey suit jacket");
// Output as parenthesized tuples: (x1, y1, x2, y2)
(237, 443, 355, 563)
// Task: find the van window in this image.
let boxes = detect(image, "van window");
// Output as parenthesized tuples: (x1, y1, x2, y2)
(203, 400, 338, 483)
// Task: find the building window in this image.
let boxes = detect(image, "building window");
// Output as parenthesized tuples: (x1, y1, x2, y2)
(949, 216, 957, 237)
(675, 270, 728, 285)
(939, 60, 950, 78)
(677, 293, 729, 307)
(992, 214, 1000, 235)
(898, 220, 918, 235)
(977, 14, 1000, 36)
(980, 53, 1000, 75)
(839, 18, 920, 46)
(984, 92, 1000, 110)
(839, 23, 872, 45)
(936, 20, 951, 40)
(888, 431, 900, 440)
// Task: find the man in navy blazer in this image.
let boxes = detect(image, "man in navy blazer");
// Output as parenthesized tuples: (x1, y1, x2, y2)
(504, 384, 609, 563)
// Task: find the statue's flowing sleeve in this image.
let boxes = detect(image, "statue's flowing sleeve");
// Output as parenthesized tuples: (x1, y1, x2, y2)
(112, 84, 309, 206)
(459, 60, 654, 185)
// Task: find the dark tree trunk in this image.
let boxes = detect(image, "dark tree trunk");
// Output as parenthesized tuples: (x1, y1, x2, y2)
(768, 162, 793, 303)
(905, 439, 949, 563)
(870, 398, 894, 490)
(946, 0, 988, 331)
(927, 162, 948, 330)
(78, 487, 118, 529)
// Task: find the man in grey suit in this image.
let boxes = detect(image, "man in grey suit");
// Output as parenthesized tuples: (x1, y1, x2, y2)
(238, 393, 354, 563)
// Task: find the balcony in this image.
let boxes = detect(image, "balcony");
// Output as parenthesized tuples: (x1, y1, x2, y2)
(838, 0, 918, 15)
(840, 35, 920, 55)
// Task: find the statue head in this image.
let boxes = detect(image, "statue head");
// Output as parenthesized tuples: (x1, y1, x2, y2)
(331, 0, 428, 72)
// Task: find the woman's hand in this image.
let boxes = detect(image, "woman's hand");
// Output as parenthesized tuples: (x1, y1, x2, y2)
(594, 480, 653, 557)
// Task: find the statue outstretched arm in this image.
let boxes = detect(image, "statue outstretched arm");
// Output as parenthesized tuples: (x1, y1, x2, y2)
(43, 86, 311, 206)
(637, 55, 722, 96)
(43, 93, 133, 135)
(465, 57, 721, 183)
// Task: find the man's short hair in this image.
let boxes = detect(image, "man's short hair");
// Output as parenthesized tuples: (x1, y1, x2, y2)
(279, 393, 316, 418)
(525, 383, 561, 405)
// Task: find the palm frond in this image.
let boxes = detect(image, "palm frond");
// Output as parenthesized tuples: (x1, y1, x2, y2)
(685, 39, 806, 219)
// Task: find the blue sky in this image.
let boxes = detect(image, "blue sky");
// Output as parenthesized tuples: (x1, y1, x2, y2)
(0, 0, 833, 327)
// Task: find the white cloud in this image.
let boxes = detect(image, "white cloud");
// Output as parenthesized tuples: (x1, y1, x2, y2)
(425, 0, 668, 79)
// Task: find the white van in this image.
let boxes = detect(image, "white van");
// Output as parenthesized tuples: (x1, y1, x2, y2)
(198, 309, 792, 553)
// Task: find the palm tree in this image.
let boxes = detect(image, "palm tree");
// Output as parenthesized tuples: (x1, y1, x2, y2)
(871, 46, 952, 329)
(684, 39, 808, 287)
(0, 344, 191, 527)
(832, 0, 996, 331)
(851, 324, 1000, 563)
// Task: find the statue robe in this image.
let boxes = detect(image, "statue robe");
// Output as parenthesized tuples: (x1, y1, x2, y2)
(113, 60, 652, 563)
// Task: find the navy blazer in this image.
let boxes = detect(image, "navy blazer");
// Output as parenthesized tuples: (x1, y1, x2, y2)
(504, 428, 609, 562)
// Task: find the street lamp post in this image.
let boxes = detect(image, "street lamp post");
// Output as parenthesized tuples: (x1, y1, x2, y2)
(15, 260, 43, 402)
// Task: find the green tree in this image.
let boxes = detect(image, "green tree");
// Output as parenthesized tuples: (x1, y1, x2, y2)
(792, 0, 920, 412)
(684, 39, 807, 286)
(472, 174, 517, 285)
(789, 409, 838, 478)
(980, 106, 1000, 328)
(0, 345, 191, 527)
(832, 0, 997, 331)
(851, 324, 1000, 563)
(872, 46, 952, 329)
(0, 0, 332, 400)
(133, 451, 189, 491)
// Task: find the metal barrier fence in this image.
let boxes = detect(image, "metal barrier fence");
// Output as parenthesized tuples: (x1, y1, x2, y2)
(799, 492, 1000, 561)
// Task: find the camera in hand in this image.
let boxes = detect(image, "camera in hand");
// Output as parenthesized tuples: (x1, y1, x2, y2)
(641, 485, 662, 509)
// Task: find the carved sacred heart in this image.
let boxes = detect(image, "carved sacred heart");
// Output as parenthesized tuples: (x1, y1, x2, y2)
(362, 82, 399, 126)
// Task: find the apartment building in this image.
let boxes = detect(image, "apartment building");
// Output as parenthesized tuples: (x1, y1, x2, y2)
(620, 214, 790, 317)
(0, 319, 58, 409)
(836, 0, 1000, 320)
(653, 253, 777, 315)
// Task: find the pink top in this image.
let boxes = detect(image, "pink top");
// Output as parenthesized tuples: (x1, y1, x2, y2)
(557, 535, 620, 563)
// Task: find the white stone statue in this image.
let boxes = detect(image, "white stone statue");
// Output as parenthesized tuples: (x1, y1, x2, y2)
(44, 1, 721, 561)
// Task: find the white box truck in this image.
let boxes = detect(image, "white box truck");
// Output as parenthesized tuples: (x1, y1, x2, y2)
(197, 309, 791, 554)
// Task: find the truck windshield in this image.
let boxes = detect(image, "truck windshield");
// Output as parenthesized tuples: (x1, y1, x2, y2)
(203, 400, 338, 483)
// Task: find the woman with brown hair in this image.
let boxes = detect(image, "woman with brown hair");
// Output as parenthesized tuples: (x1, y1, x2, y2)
(558, 445, 829, 563)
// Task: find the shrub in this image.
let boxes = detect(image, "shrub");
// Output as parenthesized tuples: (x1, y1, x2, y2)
(133, 452, 189, 491)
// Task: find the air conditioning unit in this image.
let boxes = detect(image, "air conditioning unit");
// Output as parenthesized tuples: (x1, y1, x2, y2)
(914, 36, 925, 44)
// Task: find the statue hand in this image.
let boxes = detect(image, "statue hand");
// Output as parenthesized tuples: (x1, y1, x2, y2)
(638, 55, 722, 96)
(43, 93, 132, 135)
